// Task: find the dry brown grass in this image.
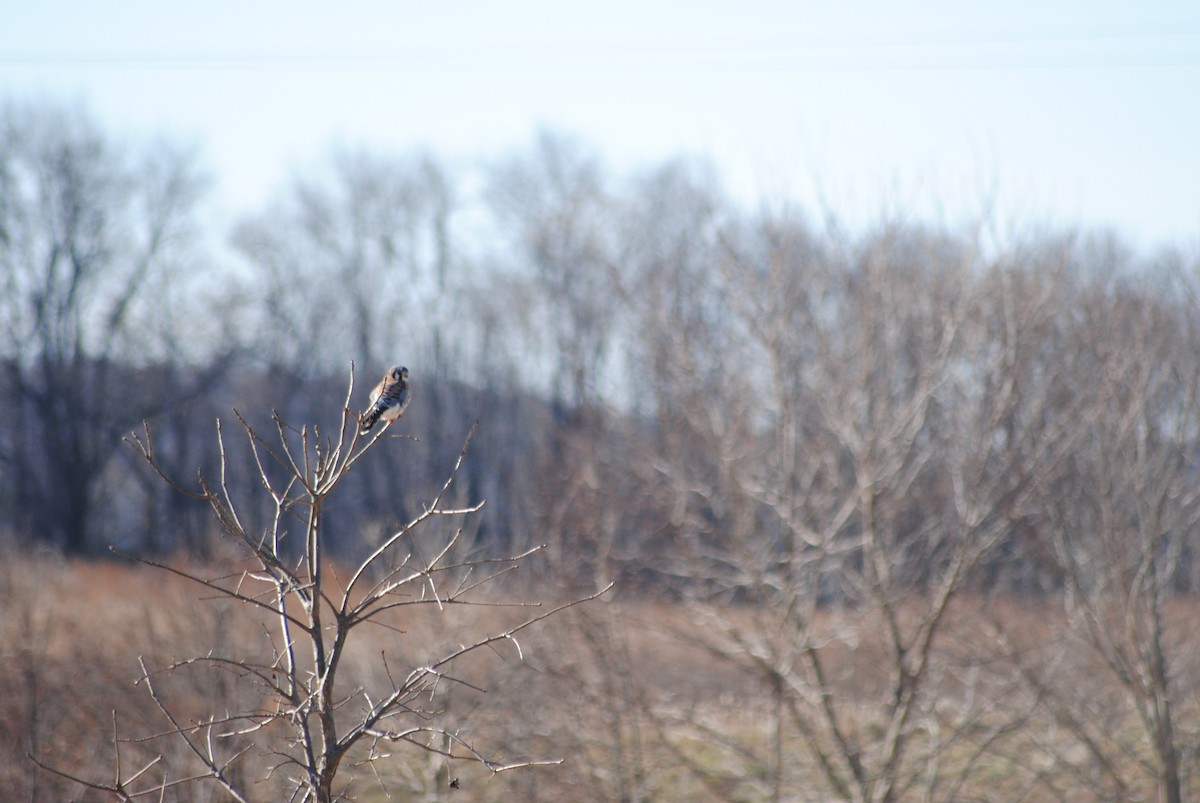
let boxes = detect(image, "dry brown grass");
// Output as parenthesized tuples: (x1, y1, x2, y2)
(4, 551, 1199, 801)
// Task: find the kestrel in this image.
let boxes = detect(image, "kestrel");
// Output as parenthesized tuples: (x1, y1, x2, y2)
(359, 365, 411, 433)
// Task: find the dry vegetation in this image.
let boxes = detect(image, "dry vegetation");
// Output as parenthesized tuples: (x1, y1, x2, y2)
(4, 553, 1198, 802)
(5, 100, 1200, 802)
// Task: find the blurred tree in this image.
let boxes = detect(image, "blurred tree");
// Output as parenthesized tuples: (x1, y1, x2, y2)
(231, 147, 456, 381)
(231, 148, 467, 544)
(484, 131, 620, 412)
(630, 210, 1079, 800)
(0, 101, 210, 552)
(997, 253, 1200, 803)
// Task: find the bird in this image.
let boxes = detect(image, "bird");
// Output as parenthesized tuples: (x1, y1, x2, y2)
(359, 365, 411, 433)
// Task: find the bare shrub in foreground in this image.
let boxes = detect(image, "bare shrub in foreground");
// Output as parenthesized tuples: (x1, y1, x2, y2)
(31, 369, 608, 801)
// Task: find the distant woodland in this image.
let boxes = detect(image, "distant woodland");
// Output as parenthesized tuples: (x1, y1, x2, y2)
(4, 99, 1200, 801)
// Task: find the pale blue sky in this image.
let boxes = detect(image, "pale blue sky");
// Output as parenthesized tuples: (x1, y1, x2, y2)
(2, 0, 1199, 251)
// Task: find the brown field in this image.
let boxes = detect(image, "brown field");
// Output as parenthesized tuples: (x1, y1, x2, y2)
(3, 551, 1197, 802)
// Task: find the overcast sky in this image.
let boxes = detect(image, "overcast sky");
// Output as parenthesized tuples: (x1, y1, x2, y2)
(3, 0, 1199, 252)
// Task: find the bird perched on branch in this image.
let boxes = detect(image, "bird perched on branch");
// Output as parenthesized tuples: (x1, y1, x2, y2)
(359, 365, 411, 433)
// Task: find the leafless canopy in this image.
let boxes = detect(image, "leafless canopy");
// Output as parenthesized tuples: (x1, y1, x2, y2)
(33, 365, 609, 802)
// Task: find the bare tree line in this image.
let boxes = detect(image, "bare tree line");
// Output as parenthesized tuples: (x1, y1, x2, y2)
(4, 99, 1200, 800)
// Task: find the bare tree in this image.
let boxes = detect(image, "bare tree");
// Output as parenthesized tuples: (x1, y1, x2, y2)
(626, 209, 1080, 800)
(229, 148, 484, 555)
(32, 368, 608, 801)
(484, 130, 621, 410)
(0, 100, 212, 551)
(231, 148, 457, 382)
(995, 255, 1200, 803)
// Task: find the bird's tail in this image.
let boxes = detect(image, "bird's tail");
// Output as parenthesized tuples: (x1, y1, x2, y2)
(358, 406, 383, 433)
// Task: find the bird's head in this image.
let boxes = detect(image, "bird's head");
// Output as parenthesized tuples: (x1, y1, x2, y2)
(391, 366, 408, 381)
